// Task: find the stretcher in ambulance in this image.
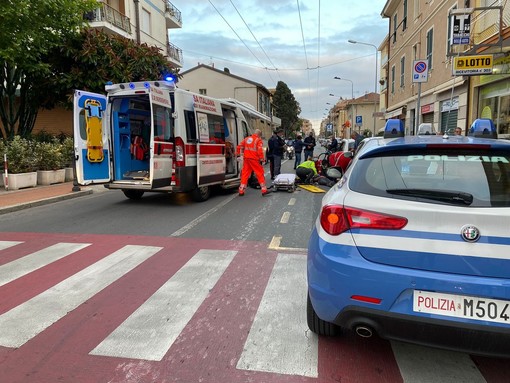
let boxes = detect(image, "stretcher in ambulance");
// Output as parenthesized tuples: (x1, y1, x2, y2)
(73, 80, 270, 201)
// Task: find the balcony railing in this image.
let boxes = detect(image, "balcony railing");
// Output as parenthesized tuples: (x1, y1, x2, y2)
(167, 42, 183, 67)
(165, 1, 182, 26)
(85, 3, 131, 34)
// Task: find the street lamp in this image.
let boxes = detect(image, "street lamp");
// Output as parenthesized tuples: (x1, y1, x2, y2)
(333, 77, 354, 99)
(348, 39, 378, 137)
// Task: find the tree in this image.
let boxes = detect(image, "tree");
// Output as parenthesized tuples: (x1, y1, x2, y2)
(0, 0, 98, 140)
(272, 81, 301, 137)
(46, 29, 178, 107)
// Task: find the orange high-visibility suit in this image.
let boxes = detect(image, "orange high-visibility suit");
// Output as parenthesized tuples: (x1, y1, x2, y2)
(236, 133, 267, 195)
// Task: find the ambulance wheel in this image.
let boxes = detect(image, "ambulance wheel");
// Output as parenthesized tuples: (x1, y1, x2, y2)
(191, 186, 210, 202)
(122, 190, 144, 200)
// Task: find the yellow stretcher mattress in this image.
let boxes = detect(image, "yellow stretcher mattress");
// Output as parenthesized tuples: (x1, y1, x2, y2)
(298, 184, 326, 193)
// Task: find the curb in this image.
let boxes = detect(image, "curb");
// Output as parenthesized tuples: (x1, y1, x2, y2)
(0, 189, 93, 215)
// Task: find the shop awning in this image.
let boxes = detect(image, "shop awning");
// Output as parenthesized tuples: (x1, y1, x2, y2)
(385, 107, 405, 119)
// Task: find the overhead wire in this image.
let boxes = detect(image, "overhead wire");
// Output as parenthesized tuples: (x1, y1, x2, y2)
(208, 0, 275, 83)
(228, 0, 281, 82)
(296, 0, 312, 116)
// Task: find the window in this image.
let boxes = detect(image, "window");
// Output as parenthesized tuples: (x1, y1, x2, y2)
(426, 28, 434, 70)
(199, 89, 207, 95)
(141, 8, 151, 35)
(153, 105, 173, 142)
(197, 112, 225, 144)
(400, 56, 406, 88)
(391, 65, 396, 94)
(393, 14, 398, 43)
(403, 0, 408, 30)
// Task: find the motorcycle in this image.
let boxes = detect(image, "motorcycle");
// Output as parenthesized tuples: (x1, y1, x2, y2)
(286, 145, 294, 160)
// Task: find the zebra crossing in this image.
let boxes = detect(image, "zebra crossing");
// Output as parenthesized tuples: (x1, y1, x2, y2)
(0, 234, 507, 383)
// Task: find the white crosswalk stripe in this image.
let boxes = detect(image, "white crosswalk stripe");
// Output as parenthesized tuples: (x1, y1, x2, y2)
(0, 240, 22, 251)
(90, 249, 237, 361)
(0, 245, 162, 348)
(0, 242, 90, 287)
(237, 253, 318, 378)
(392, 341, 487, 383)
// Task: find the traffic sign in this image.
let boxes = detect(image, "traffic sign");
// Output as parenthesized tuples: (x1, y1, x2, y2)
(413, 60, 429, 83)
(453, 55, 493, 75)
(355, 116, 362, 125)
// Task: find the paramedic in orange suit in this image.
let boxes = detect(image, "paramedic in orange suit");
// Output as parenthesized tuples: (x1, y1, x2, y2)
(236, 129, 268, 196)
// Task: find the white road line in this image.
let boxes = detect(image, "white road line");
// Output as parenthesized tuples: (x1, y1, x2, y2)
(0, 241, 22, 251)
(170, 195, 237, 237)
(0, 245, 162, 348)
(280, 211, 291, 224)
(237, 253, 318, 377)
(0, 242, 90, 287)
(90, 249, 237, 361)
(392, 341, 487, 383)
(288, 198, 296, 206)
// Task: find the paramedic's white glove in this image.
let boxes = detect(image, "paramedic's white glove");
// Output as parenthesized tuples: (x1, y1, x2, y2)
(236, 156, 242, 162)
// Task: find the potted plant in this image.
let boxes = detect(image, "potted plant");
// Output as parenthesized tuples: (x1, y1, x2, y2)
(60, 137, 75, 181)
(2, 136, 38, 190)
(35, 139, 66, 185)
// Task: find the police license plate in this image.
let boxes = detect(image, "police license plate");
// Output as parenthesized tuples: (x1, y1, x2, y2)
(413, 290, 510, 325)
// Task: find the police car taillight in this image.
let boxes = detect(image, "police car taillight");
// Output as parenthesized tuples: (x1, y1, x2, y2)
(320, 205, 408, 235)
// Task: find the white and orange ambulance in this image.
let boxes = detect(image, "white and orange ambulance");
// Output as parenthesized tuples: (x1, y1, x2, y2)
(73, 80, 271, 201)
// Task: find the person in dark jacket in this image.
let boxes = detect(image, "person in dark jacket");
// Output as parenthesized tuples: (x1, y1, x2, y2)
(268, 130, 286, 178)
(292, 135, 306, 169)
(303, 132, 316, 160)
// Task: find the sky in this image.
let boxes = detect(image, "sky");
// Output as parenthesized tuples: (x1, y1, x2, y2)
(170, 0, 389, 132)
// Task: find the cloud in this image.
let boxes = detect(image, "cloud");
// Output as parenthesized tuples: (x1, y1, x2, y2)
(171, 0, 388, 131)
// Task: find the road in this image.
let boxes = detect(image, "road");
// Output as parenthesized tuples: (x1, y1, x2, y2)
(0, 158, 508, 383)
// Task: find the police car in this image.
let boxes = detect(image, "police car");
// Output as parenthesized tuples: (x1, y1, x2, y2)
(307, 119, 510, 356)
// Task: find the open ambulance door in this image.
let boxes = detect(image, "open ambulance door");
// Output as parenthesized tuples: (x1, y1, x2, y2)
(194, 96, 226, 186)
(149, 87, 173, 188)
(73, 90, 111, 185)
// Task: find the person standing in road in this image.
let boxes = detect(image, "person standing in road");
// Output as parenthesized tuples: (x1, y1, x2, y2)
(303, 132, 316, 161)
(292, 135, 306, 169)
(350, 131, 364, 151)
(268, 130, 286, 178)
(236, 129, 268, 196)
(328, 136, 339, 152)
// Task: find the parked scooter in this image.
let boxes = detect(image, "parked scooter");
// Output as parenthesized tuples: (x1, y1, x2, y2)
(286, 145, 295, 160)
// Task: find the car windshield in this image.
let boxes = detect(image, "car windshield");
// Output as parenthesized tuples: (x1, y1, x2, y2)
(349, 149, 510, 207)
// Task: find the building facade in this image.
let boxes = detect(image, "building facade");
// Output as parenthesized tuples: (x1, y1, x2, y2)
(381, 0, 510, 136)
(178, 64, 277, 140)
(33, 0, 183, 136)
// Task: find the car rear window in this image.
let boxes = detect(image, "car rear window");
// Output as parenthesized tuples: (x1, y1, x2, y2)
(349, 149, 510, 207)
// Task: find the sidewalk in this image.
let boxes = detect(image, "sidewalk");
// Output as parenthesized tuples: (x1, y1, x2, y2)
(0, 182, 94, 215)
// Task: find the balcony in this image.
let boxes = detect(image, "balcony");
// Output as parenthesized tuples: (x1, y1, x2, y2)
(167, 42, 183, 68)
(85, 3, 131, 38)
(165, 1, 182, 29)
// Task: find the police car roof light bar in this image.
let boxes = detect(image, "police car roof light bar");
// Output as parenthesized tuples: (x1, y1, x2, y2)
(383, 119, 405, 139)
(469, 118, 497, 139)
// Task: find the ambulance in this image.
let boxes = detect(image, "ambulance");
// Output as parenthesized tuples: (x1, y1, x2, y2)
(73, 80, 271, 201)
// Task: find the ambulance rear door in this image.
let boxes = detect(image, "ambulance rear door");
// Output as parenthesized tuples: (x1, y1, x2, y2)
(194, 95, 226, 185)
(73, 90, 111, 185)
(149, 87, 173, 188)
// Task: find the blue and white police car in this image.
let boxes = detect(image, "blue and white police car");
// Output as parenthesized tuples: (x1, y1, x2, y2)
(307, 119, 510, 357)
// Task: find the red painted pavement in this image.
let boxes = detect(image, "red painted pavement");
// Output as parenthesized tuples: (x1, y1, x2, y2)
(0, 232, 507, 383)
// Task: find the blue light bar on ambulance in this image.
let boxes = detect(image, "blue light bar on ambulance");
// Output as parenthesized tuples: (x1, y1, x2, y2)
(383, 119, 405, 138)
(468, 118, 497, 139)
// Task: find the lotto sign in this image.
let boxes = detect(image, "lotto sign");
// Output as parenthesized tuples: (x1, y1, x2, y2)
(453, 55, 493, 75)
(412, 60, 428, 83)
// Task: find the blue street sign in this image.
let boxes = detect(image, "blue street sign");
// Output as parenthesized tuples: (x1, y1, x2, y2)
(356, 116, 362, 125)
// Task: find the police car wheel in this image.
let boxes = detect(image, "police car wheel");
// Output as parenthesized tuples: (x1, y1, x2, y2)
(191, 186, 211, 202)
(122, 189, 145, 200)
(307, 293, 340, 336)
